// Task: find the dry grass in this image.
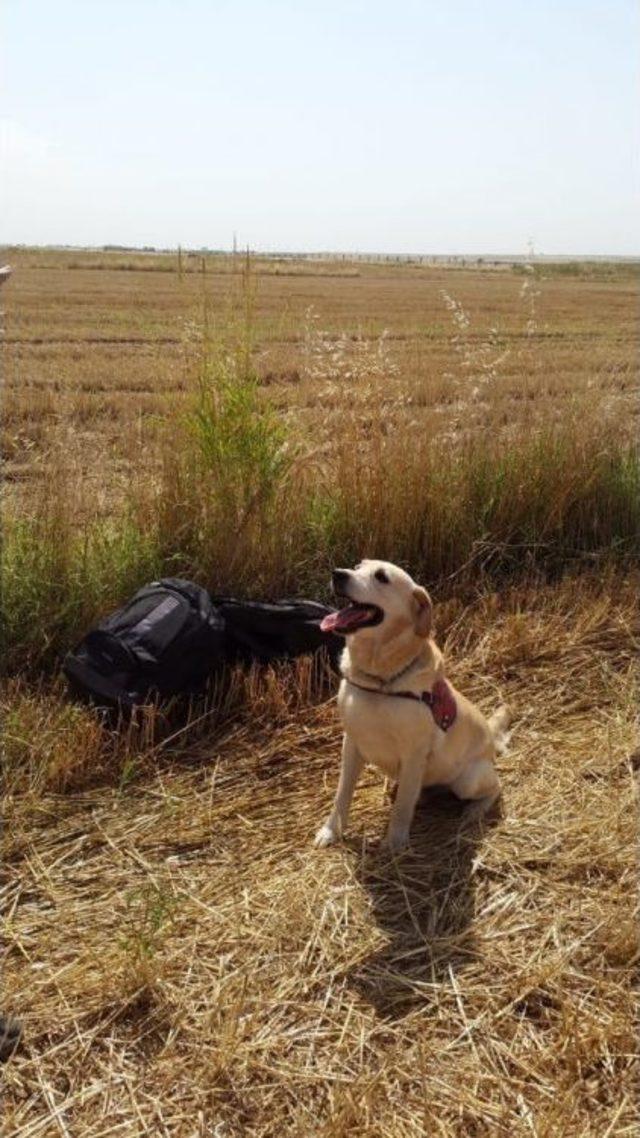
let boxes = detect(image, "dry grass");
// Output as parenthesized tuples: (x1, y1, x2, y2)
(2, 249, 638, 1134)
(3, 576, 639, 1136)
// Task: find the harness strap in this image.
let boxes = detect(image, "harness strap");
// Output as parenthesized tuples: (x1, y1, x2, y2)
(345, 677, 457, 732)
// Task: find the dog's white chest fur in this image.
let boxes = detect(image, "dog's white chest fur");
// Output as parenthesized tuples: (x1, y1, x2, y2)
(337, 680, 430, 781)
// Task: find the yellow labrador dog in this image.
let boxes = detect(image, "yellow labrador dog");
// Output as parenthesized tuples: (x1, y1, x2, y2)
(316, 560, 511, 851)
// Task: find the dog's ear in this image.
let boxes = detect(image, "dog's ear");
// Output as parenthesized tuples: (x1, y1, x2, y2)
(412, 586, 432, 637)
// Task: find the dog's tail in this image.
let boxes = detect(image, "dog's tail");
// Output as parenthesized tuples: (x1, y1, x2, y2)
(488, 704, 513, 755)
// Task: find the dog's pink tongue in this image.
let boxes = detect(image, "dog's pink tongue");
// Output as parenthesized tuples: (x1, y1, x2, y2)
(321, 605, 377, 635)
(320, 611, 341, 633)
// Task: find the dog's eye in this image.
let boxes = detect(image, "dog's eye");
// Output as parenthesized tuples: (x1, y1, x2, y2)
(374, 568, 389, 584)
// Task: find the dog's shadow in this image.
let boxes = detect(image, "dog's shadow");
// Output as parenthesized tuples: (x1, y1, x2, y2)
(345, 790, 499, 1020)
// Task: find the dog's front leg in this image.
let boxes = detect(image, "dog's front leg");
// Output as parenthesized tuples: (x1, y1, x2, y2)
(383, 750, 425, 852)
(314, 735, 363, 847)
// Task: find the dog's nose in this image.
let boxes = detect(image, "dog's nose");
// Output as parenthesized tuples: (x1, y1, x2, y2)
(332, 568, 350, 591)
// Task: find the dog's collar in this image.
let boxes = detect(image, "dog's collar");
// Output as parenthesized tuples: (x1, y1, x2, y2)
(344, 676, 457, 732)
(352, 652, 424, 690)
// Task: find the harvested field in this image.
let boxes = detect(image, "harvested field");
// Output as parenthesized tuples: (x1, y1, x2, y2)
(3, 249, 638, 507)
(1, 248, 639, 1135)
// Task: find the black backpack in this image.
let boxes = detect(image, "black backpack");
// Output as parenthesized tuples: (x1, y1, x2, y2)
(63, 580, 341, 714)
(63, 579, 226, 713)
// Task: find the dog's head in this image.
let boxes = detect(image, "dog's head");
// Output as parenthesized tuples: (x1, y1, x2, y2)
(320, 560, 432, 641)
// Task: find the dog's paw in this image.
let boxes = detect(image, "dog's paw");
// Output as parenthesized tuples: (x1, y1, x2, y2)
(382, 829, 410, 853)
(314, 824, 339, 848)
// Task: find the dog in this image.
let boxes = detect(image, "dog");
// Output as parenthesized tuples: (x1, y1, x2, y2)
(315, 560, 511, 851)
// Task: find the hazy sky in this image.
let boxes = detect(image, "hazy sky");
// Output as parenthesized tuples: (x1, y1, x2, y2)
(1, 0, 638, 254)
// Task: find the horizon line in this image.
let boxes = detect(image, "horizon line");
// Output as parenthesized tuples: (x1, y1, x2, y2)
(2, 243, 639, 263)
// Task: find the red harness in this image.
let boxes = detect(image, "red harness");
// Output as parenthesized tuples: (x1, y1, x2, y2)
(346, 677, 457, 732)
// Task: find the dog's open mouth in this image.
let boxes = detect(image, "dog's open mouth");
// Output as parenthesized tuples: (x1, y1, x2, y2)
(320, 601, 383, 636)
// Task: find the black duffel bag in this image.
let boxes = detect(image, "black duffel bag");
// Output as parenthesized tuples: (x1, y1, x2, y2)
(215, 596, 340, 664)
(63, 579, 340, 713)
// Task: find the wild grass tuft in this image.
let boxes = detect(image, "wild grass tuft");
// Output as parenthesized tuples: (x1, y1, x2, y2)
(152, 272, 294, 581)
